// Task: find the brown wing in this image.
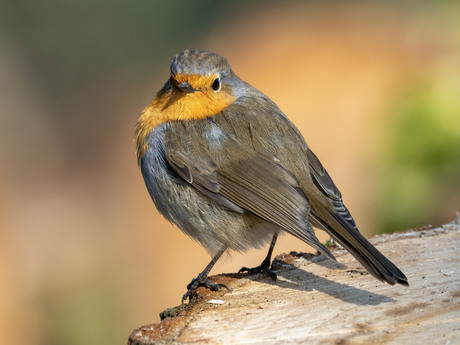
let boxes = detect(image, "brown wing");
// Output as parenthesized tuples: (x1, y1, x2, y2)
(165, 135, 335, 260)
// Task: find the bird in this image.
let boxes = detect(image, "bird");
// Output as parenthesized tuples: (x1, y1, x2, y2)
(135, 49, 408, 302)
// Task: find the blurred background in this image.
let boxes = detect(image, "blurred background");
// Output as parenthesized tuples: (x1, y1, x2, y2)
(1, 1, 459, 344)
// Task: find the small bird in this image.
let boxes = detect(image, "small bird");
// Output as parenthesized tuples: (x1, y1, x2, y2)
(135, 50, 408, 302)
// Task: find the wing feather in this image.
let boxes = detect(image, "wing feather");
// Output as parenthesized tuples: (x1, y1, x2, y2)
(165, 130, 334, 260)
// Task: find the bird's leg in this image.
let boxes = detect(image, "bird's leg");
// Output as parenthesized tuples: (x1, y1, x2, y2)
(182, 247, 229, 303)
(239, 233, 278, 280)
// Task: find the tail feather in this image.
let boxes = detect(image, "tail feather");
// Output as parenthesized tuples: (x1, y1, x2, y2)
(310, 212, 409, 286)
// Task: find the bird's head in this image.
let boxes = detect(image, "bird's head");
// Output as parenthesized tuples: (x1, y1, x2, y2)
(169, 50, 233, 94)
(159, 50, 240, 120)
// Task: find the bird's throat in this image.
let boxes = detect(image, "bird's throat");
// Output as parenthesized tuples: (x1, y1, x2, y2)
(135, 87, 236, 162)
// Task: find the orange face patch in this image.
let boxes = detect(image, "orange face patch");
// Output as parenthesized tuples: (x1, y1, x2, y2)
(135, 73, 236, 162)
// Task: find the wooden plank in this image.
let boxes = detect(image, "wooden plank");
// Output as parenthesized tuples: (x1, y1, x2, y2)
(129, 218, 460, 345)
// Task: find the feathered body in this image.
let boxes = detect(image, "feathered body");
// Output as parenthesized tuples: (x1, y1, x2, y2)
(136, 50, 408, 286)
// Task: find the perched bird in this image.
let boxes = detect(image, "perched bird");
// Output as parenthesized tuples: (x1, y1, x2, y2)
(135, 50, 408, 302)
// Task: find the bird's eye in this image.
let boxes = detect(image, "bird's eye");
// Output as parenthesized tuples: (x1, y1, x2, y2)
(211, 78, 221, 91)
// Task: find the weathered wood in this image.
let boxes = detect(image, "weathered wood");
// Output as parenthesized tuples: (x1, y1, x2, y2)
(129, 218, 460, 345)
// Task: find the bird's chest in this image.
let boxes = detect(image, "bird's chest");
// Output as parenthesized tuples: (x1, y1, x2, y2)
(139, 120, 231, 218)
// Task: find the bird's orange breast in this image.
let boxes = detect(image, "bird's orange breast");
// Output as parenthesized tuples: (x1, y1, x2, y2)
(135, 75, 236, 162)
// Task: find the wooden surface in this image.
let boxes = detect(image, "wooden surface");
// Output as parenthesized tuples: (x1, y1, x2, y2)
(129, 218, 460, 345)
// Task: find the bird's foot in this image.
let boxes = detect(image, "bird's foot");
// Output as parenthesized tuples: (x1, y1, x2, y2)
(238, 258, 277, 281)
(182, 273, 230, 303)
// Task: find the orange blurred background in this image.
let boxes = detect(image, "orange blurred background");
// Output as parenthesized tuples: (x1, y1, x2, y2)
(1, 2, 459, 344)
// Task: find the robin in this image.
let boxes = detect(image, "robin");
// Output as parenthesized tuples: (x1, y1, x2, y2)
(135, 50, 408, 302)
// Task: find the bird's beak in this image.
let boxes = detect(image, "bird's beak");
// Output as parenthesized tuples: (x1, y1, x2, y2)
(178, 81, 198, 93)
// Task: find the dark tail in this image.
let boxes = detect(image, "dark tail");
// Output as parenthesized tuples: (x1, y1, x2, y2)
(310, 210, 409, 286)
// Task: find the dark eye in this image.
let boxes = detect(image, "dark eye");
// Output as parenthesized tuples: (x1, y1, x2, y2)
(211, 78, 221, 91)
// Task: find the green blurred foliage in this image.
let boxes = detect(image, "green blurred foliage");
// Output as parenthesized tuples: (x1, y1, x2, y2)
(379, 77, 460, 232)
(39, 271, 125, 345)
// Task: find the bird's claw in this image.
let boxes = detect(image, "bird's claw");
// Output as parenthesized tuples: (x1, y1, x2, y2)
(182, 273, 230, 303)
(239, 264, 277, 281)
